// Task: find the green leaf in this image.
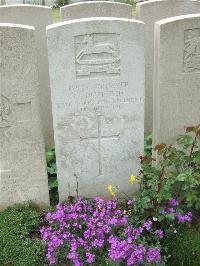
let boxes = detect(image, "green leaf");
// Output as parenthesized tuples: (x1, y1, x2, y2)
(194, 152, 200, 165)
(48, 177, 58, 189)
(46, 150, 55, 163)
(165, 214, 175, 221)
(176, 135, 194, 148)
(177, 173, 187, 181)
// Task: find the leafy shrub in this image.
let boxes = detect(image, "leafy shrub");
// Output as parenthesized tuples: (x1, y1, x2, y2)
(133, 125, 200, 223)
(0, 203, 47, 266)
(108, 125, 200, 264)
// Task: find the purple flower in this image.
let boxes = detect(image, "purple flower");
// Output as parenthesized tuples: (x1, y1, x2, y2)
(86, 252, 95, 264)
(127, 199, 134, 206)
(133, 226, 143, 237)
(155, 229, 164, 239)
(169, 198, 179, 207)
(167, 207, 176, 214)
(143, 220, 153, 231)
(92, 239, 104, 248)
(147, 247, 161, 263)
(177, 212, 192, 223)
(40, 198, 163, 265)
(127, 245, 146, 265)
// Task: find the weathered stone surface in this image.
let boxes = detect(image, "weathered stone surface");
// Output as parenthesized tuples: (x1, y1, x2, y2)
(47, 18, 144, 200)
(0, 5, 54, 147)
(68, 0, 87, 4)
(153, 14, 200, 146)
(25, 0, 43, 5)
(5, 0, 23, 4)
(136, 0, 200, 133)
(61, 1, 132, 21)
(0, 24, 49, 210)
(45, 0, 54, 6)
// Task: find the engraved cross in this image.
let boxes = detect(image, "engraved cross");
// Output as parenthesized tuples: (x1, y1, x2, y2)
(80, 115, 120, 176)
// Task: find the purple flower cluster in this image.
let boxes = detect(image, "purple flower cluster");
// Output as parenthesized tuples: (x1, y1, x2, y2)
(177, 212, 192, 223)
(40, 198, 162, 265)
(108, 221, 161, 265)
(155, 229, 164, 239)
(147, 248, 161, 263)
(169, 198, 179, 207)
(161, 199, 193, 225)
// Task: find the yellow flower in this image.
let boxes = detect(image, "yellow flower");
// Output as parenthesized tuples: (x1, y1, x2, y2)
(124, 210, 128, 214)
(107, 185, 115, 197)
(130, 174, 136, 184)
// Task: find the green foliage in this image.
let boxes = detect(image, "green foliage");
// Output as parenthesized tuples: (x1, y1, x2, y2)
(54, 0, 67, 7)
(166, 225, 200, 266)
(0, 203, 47, 266)
(133, 125, 200, 223)
(125, 125, 200, 264)
(46, 146, 58, 204)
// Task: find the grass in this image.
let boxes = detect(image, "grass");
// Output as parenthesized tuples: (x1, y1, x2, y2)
(166, 225, 200, 266)
(52, 3, 136, 23)
(0, 203, 46, 266)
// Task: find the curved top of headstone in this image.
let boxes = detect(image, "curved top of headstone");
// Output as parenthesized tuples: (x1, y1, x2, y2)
(0, 4, 51, 9)
(60, 1, 133, 21)
(0, 4, 52, 22)
(137, 0, 199, 7)
(48, 16, 143, 30)
(155, 13, 200, 26)
(0, 22, 34, 29)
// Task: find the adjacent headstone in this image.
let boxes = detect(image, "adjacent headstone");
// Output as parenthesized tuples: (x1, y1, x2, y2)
(61, 1, 132, 21)
(0, 5, 54, 147)
(136, 0, 200, 133)
(0, 24, 49, 210)
(153, 14, 200, 146)
(47, 18, 145, 200)
(5, 0, 23, 4)
(45, 0, 54, 6)
(25, 0, 42, 5)
(68, 0, 87, 4)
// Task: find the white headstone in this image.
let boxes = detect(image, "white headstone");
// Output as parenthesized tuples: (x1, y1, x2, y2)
(61, 1, 132, 21)
(0, 24, 49, 210)
(47, 18, 145, 200)
(45, 0, 54, 6)
(153, 14, 200, 146)
(136, 0, 200, 133)
(5, 0, 23, 4)
(25, 0, 42, 5)
(0, 5, 54, 147)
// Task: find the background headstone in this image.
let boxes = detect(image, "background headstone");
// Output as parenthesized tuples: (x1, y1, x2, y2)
(0, 5, 54, 147)
(5, 0, 23, 4)
(0, 23, 49, 210)
(153, 14, 200, 146)
(68, 0, 87, 4)
(45, 0, 54, 6)
(61, 1, 132, 21)
(47, 18, 144, 200)
(25, 0, 42, 4)
(67, 0, 115, 4)
(136, 0, 200, 133)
